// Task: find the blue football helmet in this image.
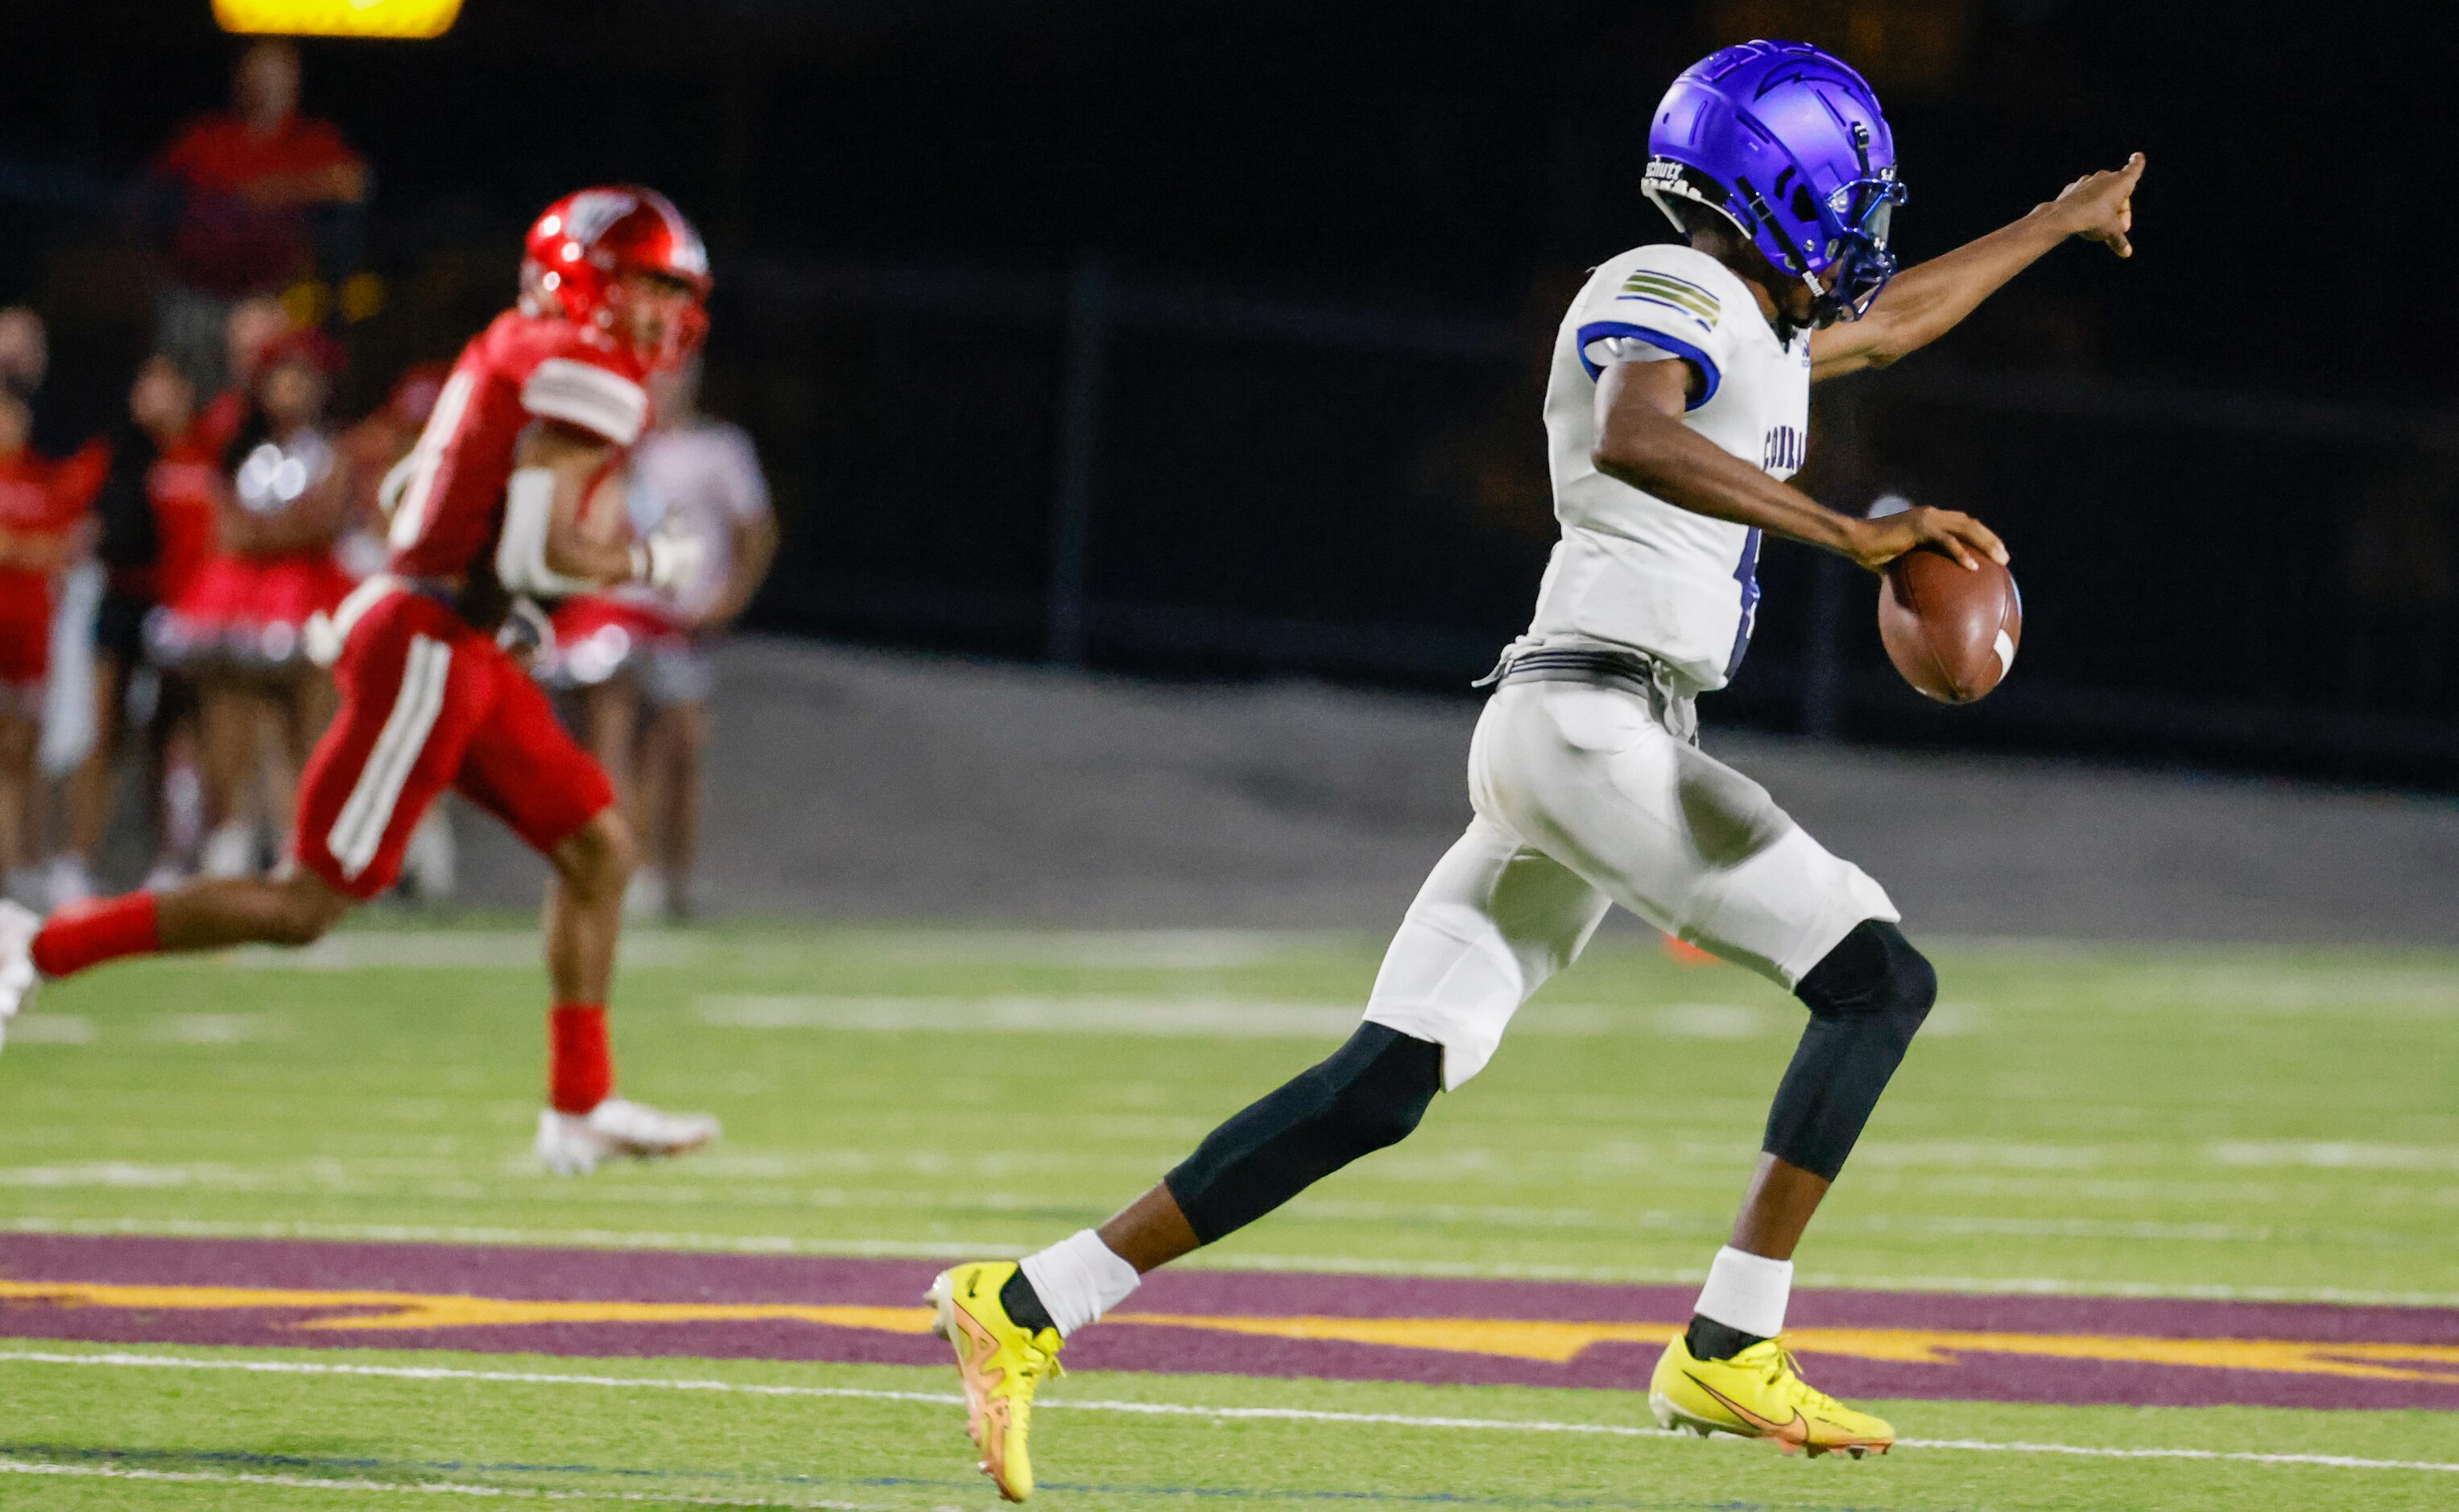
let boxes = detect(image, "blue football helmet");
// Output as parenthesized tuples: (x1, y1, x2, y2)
(1641, 40, 1907, 324)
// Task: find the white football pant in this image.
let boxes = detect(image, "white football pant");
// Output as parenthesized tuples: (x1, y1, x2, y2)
(1363, 681, 1896, 1088)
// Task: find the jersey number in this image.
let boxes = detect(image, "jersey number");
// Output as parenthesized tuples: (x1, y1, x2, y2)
(385, 370, 478, 551)
(1723, 527, 1763, 682)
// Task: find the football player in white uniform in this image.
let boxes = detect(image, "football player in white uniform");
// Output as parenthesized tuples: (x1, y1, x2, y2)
(925, 40, 2145, 1496)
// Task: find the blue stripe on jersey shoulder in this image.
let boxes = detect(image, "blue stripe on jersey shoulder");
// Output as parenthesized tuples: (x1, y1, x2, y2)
(1575, 320, 1721, 410)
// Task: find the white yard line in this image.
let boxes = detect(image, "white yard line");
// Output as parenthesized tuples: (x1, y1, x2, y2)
(2209, 1141, 2459, 1173)
(0, 1456, 874, 1507)
(10, 1212, 2459, 1308)
(211, 931, 716, 972)
(208, 927, 1320, 974)
(697, 994, 1369, 1039)
(0, 1214, 1008, 1260)
(692, 995, 1792, 1041)
(0, 1349, 2452, 1477)
(6, 1013, 93, 1044)
(874, 928, 1321, 969)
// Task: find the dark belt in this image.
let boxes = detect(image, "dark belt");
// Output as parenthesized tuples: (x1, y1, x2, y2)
(396, 574, 518, 634)
(1473, 645, 1699, 743)
(396, 576, 463, 609)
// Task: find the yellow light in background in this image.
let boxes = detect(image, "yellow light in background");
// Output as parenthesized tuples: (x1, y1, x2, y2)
(213, 0, 465, 40)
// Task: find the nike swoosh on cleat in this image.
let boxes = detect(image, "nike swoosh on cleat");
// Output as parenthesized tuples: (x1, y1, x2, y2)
(1687, 1374, 1809, 1448)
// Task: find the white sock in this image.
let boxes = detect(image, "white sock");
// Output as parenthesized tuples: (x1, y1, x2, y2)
(1692, 1245, 1792, 1339)
(1018, 1229, 1142, 1336)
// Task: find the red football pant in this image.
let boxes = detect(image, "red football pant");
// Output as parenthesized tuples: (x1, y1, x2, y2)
(293, 586, 612, 899)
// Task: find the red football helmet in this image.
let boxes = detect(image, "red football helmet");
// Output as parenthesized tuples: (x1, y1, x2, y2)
(519, 186, 713, 371)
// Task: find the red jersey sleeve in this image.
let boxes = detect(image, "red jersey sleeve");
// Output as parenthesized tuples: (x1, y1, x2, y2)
(55, 440, 110, 514)
(287, 117, 364, 176)
(518, 341, 649, 448)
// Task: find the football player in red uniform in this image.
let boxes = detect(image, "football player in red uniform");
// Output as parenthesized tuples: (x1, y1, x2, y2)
(0, 188, 723, 1175)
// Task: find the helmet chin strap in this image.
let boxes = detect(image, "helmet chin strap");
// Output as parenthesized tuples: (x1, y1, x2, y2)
(1645, 167, 1852, 331)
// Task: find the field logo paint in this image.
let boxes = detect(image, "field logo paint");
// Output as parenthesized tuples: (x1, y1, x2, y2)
(6, 1279, 2459, 1388)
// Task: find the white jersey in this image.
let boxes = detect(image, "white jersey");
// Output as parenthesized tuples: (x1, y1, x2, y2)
(614, 418, 771, 625)
(1519, 242, 1811, 693)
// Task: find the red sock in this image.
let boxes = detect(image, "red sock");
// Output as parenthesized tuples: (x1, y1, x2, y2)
(548, 1003, 614, 1114)
(31, 894, 161, 980)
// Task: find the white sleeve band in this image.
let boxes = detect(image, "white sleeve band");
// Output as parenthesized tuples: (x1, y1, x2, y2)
(494, 466, 601, 597)
(374, 452, 416, 522)
(1581, 333, 1685, 370)
(521, 358, 648, 445)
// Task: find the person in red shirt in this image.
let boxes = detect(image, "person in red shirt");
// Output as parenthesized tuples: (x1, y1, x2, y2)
(0, 309, 47, 412)
(4, 188, 719, 1179)
(151, 39, 368, 390)
(0, 387, 105, 894)
(54, 357, 234, 903)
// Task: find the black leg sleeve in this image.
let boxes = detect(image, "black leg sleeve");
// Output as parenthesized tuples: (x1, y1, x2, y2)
(1762, 919, 1936, 1180)
(1163, 1023, 1443, 1245)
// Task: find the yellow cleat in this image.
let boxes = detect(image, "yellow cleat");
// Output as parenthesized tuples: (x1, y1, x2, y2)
(1649, 1334, 1895, 1459)
(928, 1261, 1065, 1501)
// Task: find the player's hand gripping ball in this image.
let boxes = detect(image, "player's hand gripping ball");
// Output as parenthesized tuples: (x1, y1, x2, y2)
(1878, 548, 2023, 704)
(578, 463, 638, 553)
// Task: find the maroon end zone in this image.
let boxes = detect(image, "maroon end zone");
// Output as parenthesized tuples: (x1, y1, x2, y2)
(2, 1233, 2455, 1411)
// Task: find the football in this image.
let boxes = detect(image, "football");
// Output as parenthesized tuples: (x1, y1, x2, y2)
(1878, 547, 2023, 703)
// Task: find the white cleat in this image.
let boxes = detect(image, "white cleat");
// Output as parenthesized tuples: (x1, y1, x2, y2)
(0, 901, 42, 1054)
(621, 870, 667, 922)
(200, 823, 256, 880)
(535, 1097, 721, 1176)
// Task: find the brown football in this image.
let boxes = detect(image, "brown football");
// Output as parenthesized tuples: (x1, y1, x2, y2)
(1878, 548, 2023, 704)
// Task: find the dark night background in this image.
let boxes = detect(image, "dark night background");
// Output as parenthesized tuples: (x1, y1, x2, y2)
(4, 0, 2454, 784)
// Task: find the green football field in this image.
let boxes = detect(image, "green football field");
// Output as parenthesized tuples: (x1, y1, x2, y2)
(2, 918, 2454, 1509)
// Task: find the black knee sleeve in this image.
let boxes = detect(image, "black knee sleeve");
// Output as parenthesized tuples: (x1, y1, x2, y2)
(1164, 1023, 1442, 1244)
(1762, 919, 1936, 1180)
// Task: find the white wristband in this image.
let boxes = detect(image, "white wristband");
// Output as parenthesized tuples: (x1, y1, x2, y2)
(495, 467, 599, 597)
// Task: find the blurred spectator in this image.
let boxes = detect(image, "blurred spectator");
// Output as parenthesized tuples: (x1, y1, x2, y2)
(151, 39, 369, 391)
(0, 304, 89, 464)
(549, 357, 776, 920)
(151, 331, 354, 878)
(0, 308, 46, 401)
(0, 386, 105, 901)
(337, 362, 445, 577)
(0, 305, 103, 836)
(193, 300, 291, 509)
(52, 357, 237, 903)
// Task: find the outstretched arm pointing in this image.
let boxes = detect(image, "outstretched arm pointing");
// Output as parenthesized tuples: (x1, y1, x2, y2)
(1811, 151, 2144, 382)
